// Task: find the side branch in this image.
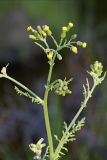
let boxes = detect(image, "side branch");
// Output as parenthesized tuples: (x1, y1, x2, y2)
(0, 65, 43, 105)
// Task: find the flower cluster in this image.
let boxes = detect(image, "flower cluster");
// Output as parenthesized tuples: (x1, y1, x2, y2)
(70, 41, 87, 54)
(88, 61, 106, 85)
(60, 22, 87, 54)
(44, 49, 54, 60)
(27, 25, 55, 61)
(90, 61, 103, 77)
(29, 138, 46, 160)
(71, 40, 87, 54)
(45, 49, 62, 61)
(27, 22, 87, 62)
(27, 25, 52, 41)
(50, 78, 72, 96)
(61, 22, 73, 39)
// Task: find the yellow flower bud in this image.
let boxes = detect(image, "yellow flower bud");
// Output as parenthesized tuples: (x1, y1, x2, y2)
(61, 32, 66, 39)
(43, 25, 52, 36)
(67, 22, 73, 31)
(43, 25, 49, 32)
(41, 31, 47, 37)
(27, 26, 32, 31)
(29, 35, 36, 40)
(37, 25, 43, 34)
(27, 26, 35, 32)
(82, 42, 87, 48)
(71, 46, 78, 54)
(68, 22, 73, 28)
(47, 30, 52, 36)
(62, 26, 68, 32)
(47, 53, 53, 60)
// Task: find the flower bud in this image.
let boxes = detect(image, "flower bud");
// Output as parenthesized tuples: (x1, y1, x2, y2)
(71, 46, 78, 54)
(82, 42, 87, 48)
(63, 86, 68, 90)
(37, 25, 43, 34)
(43, 25, 52, 36)
(43, 25, 49, 32)
(77, 41, 83, 46)
(41, 31, 47, 37)
(29, 35, 36, 40)
(71, 34, 77, 40)
(62, 26, 68, 32)
(61, 32, 66, 39)
(47, 30, 52, 36)
(57, 54, 62, 60)
(27, 26, 32, 31)
(27, 26, 35, 32)
(68, 22, 73, 28)
(67, 22, 73, 31)
(34, 31, 40, 39)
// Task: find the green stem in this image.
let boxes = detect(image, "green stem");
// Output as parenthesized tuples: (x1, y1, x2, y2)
(43, 54, 56, 159)
(34, 42, 45, 51)
(2, 75, 43, 105)
(59, 38, 63, 46)
(44, 39, 50, 48)
(50, 35, 58, 48)
(67, 83, 96, 131)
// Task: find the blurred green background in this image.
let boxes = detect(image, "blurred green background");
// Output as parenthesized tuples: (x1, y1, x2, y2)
(0, 0, 107, 160)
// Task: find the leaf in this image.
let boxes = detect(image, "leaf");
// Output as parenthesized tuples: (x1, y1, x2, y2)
(54, 117, 86, 159)
(14, 86, 42, 104)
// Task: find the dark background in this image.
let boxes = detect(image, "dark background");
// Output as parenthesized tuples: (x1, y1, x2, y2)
(0, 0, 107, 160)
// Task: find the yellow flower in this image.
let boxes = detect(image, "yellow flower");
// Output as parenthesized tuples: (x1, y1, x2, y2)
(43, 25, 50, 32)
(71, 46, 78, 54)
(47, 53, 53, 60)
(62, 26, 68, 32)
(82, 42, 87, 48)
(68, 22, 73, 28)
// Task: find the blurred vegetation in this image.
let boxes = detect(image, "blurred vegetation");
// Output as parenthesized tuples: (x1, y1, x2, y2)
(0, 0, 107, 160)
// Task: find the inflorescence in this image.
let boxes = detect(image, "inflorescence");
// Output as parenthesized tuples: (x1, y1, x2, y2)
(27, 22, 87, 61)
